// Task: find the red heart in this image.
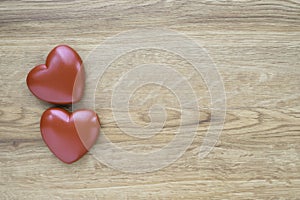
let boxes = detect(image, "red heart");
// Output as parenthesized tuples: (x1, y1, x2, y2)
(40, 108, 100, 164)
(26, 45, 85, 104)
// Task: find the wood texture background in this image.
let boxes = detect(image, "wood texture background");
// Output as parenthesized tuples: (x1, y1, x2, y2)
(0, 0, 300, 199)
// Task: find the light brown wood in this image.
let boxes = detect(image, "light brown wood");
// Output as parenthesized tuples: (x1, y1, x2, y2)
(1, 0, 300, 199)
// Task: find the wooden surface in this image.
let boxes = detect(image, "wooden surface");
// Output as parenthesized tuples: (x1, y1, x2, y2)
(1, 0, 300, 199)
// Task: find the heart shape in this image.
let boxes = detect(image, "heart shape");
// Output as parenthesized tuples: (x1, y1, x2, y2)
(40, 108, 100, 164)
(26, 45, 85, 104)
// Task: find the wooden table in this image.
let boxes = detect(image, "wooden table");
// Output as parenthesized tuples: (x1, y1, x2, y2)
(1, 0, 299, 199)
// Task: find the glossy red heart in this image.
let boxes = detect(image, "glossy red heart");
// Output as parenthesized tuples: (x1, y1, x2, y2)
(40, 108, 100, 164)
(26, 45, 85, 104)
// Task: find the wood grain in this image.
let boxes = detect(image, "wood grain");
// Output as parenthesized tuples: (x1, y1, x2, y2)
(0, 0, 300, 199)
